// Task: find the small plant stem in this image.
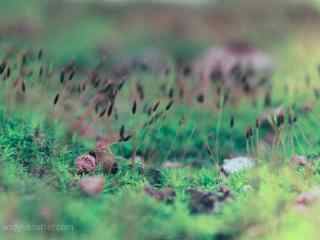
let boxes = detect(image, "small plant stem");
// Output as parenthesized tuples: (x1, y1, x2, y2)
(215, 91, 225, 162)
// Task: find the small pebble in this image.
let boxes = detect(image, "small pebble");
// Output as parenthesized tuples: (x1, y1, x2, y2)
(79, 176, 105, 196)
(222, 157, 254, 175)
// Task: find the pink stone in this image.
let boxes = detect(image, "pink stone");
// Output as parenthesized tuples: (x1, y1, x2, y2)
(80, 176, 105, 196)
(39, 207, 52, 222)
(76, 154, 96, 174)
(291, 155, 308, 166)
(296, 188, 320, 207)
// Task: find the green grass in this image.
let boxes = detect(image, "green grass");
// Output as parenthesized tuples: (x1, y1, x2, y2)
(0, 40, 319, 240)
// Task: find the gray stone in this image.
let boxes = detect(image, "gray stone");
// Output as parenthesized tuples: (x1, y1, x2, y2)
(222, 156, 255, 175)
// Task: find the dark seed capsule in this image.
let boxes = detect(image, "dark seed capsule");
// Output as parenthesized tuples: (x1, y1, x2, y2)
(183, 65, 191, 76)
(69, 71, 75, 81)
(6, 67, 11, 78)
(136, 83, 144, 100)
(264, 92, 272, 107)
(121, 135, 132, 142)
(132, 101, 137, 115)
(21, 54, 27, 65)
(94, 79, 100, 88)
(179, 88, 184, 99)
(165, 100, 174, 111)
(100, 84, 111, 93)
(147, 116, 155, 126)
(21, 81, 26, 93)
(196, 94, 205, 103)
(245, 127, 253, 139)
(276, 112, 285, 127)
(38, 49, 43, 60)
(60, 71, 65, 84)
(82, 83, 86, 92)
(152, 100, 160, 112)
(168, 88, 174, 98)
(217, 86, 222, 95)
(107, 103, 114, 117)
(105, 162, 118, 174)
(99, 108, 107, 118)
(153, 112, 163, 121)
(88, 151, 96, 159)
(314, 88, 320, 99)
(223, 91, 230, 104)
(230, 115, 235, 128)
(210, 69, 223, 82)
(53, 93, 60, 105)
(118, 81, 125, 91)
(90, 71, 98, 83)
(256, 118, 261, 128)
(0, 62, 6, 74)
(119, 125, 125, 139)
(39, 66, 43, 77)
(292, 116, 298, 123)
(231, 64, 242, 79)
(114, 111, 119, 120)
(146, 105, 153, 115)
(94, 103, 100, 114)
(288, 113, 294, 125)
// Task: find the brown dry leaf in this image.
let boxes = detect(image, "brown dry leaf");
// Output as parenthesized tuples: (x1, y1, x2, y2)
(144, 186, 176, 203)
